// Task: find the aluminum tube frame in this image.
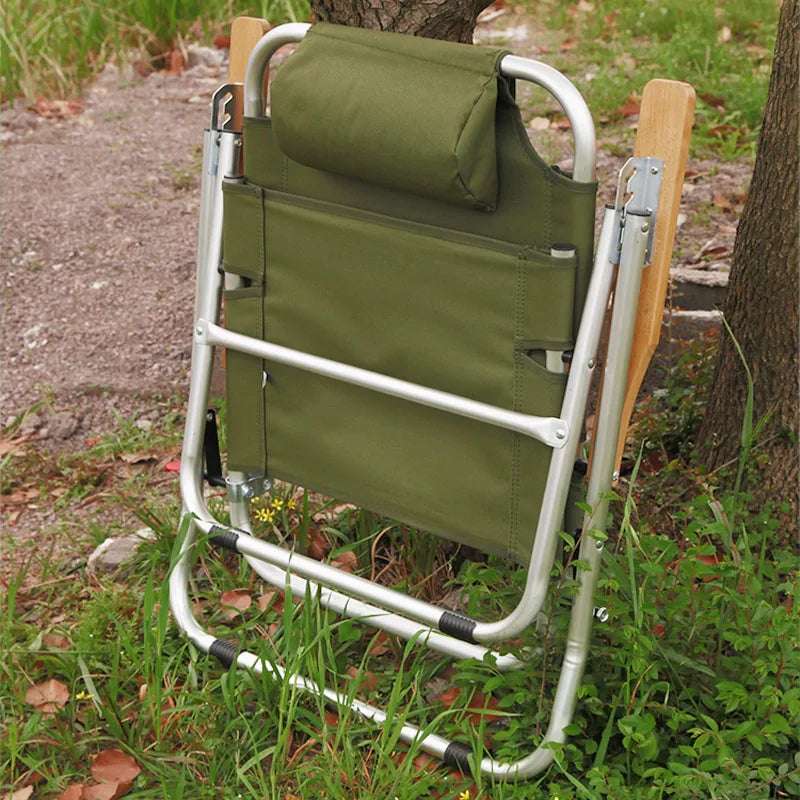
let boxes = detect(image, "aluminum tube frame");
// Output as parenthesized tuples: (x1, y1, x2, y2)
(245, 555, 525, 668)
(478, 210, 652, 779)
(196, 321, 568, 449)
(473, 205, 617, 642)
(243, 24, 595, 183)
(168, 25, 653, 779)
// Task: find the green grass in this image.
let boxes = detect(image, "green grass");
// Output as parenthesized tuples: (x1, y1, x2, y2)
(1, 366, 799, 798)
(0, 0, 308, 103)
(510, 0, 778, 157)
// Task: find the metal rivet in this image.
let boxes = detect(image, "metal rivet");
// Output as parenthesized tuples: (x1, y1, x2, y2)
(641, 222, 650, 233)
(195, 326, 203, 336)
(588, 359, 596, 369)
(556, 429, 566, 440)
(612, 471, 620, 481)
(650, 166, 659, 174)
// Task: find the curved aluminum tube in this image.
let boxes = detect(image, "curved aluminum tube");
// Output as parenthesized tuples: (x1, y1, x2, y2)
(245, 555, 525, 669)
(244, 22, 311, 117)
(243, 24, 595, 182)
(473, 205, 617, 642)
(499, 54, 595, 182)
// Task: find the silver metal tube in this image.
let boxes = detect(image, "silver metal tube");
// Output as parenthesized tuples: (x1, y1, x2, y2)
(194, 129, 217, 324)
(179, 132, 241, 518)
(246, 556, 524, 669)
(498, 211, 652, 778)
(169, 519, 217, 652)
(499, 54, 595, 182)
(244, 23, 311, 117)
(204, 522, 450, 628)
(243, 25, 594, 183)
(472, 205, 618, 643)
(196, 320, 569, 449)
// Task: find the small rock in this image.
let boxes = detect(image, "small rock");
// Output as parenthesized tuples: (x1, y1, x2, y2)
(87, 528, 157, 574)
(49, 412, 80, 440)
(134, 418, 152, 430)
(186, 45, 224, 70)
(60, 556, 86, 574)
(671, 267, 729, 288)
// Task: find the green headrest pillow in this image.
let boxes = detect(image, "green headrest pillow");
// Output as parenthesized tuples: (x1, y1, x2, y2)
(270, 23, 508, 211)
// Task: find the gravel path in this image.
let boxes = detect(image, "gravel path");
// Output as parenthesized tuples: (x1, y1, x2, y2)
(2, 60, 224, 442)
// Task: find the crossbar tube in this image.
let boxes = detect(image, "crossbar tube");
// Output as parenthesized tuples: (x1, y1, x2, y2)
(196, 321, 569, 448)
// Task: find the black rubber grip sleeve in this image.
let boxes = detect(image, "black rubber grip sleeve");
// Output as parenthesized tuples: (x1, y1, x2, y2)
(439, 611, 478, 643)
(443, 742, 474, 772)
(209, 638, 239, 668)
(209, 526, 240, 552)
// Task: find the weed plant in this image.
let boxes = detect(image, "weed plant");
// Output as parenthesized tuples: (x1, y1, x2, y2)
(523, 0, 778, 157)
(0, 0, 308, 103)
(2, 419, 797, 798)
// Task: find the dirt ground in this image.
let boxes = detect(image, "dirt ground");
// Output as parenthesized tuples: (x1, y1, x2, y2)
(0, 18, 754, 566)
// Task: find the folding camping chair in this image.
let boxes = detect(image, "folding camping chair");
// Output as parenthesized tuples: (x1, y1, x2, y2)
(170, 20, 694, 780)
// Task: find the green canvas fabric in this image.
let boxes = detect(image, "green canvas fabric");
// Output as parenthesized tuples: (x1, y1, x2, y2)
(270, 23, 507, 210)
(222, 26, 596, 563)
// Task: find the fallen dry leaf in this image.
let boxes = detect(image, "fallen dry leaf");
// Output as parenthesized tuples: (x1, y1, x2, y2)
(368, 631, 393, 657)
(1, 488, 39, 506)
(55, 785, 84, 800)
(552, 116, 572, 130)
(161, 50, 184, 76)
(308, 530, 329, 560)
(331, 550, 358, 573)
(324, 710, 339, 728)
(30, 97, 85, 119)
(712, 191, 733, 210)
(25, 678, 69, 712)
(91, 749, 141, 783)
(529, 116, 550, 131)
(559, 36, 579, 51)
(0, 437, 32, 457)
(345, 665, 379, 693)
(82, 781, 132, 800)
(118, 453, 157, 465)
(700, 92, 727, 110)
(257, 589, 284, 614)
(43, 634, 72, 650)
(436, 686, 461, 708)
(1, 787, 34, 800)
(616, 94, 641, 118)
(220, 589, 252, 613)
(708, 124, 744, 141)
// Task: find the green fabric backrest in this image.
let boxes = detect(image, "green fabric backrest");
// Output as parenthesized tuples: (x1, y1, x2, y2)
(222, 24, 596, 563)
(271, 23, 508, 210)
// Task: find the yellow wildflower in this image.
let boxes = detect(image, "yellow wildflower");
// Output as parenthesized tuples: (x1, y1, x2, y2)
(459, 791, 471, 800)
(254, 507, 274, 524)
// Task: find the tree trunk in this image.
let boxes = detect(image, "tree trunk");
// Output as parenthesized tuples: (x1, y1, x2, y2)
(697, 0, 799, 526)
(308, 0, 493, 43)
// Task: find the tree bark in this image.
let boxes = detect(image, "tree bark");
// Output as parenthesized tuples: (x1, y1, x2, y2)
(697, 0, 799, 526)
(308, 0, 493, 43)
